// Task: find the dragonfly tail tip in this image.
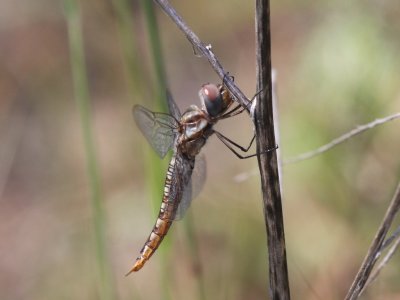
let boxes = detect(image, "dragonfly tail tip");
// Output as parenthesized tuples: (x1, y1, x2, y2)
(125, 269, 135, 277)
(125, 259, 144, 276)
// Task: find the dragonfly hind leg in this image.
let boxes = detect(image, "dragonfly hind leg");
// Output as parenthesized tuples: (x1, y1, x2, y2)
(214, 130, 277, 159)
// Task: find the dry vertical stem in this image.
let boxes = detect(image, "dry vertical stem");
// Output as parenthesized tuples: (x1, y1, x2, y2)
(255, 0, 290, 299)
(345, 182, 400, 299)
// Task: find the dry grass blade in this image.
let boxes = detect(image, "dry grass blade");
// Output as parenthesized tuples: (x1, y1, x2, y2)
(255, 0, 290, 299)
(360, 233, 400, 296)
(345, 182, 400, 299)
(285, 112, 400, 164)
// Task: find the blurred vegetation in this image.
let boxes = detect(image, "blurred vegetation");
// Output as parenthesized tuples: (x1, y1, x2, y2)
(0, 1, 399, 300)
(64, 1, 115, 299)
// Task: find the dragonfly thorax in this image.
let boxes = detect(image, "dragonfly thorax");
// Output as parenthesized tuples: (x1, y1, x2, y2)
(180, 105, 209, 140)
(178, 105, 212, 158)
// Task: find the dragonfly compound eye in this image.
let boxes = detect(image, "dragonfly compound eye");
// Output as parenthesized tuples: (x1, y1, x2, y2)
(199, 83, 224, 118)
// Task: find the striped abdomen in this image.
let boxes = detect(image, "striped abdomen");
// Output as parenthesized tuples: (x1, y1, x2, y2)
(127, 154, 191, 274)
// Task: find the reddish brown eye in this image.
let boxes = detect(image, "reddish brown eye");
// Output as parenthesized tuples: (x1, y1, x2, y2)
(203, 84, 219, 101)
(199, 83, 223, 117)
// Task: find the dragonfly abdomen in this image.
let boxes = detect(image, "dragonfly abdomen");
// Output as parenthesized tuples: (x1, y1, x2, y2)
(126, 217, 172, 274)
(127, 155, 181, 274)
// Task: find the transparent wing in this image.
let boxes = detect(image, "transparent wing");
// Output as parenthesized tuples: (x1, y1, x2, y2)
(133, 105, 179, 158)
(166, 90, 181, 120)
(175, 154, 207, 220)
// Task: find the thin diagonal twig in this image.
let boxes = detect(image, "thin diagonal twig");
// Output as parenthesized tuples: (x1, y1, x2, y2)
(381, 224, 400, 251)
(285, 112, 400, 164)
(360, 233, 400, 296)
(153, 0, 250, 111)
(235, 111, 400, 182)
(345, 181, 400, 300)
(355, 223, 400, 296)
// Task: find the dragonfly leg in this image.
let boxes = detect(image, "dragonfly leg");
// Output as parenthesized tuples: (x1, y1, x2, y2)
(220, 103, 246, 119)
(220, 87, 265, 120)
(222, 72, 235, 85)
(213, 130, 277, 159)
(214, 130, 255, 152)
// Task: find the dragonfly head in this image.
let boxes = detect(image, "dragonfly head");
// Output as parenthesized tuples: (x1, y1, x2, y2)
(199, 83, 233, 118)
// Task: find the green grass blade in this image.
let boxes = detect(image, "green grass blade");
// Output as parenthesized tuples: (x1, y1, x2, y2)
(141, 0, 167, 110)
(142, 2, 205, 298)
(111, 1, 171, 297)
(114, 1, 205, 298)
(141, 1, 172, 298)
(64, 1, 114, 299)
(111, 0, 144, 97)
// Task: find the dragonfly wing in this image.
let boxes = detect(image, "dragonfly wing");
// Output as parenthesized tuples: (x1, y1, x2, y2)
(191, 154, 207, 200)
(133, 105, 179, 158)
(166, 90, 182, 120)
(175, 154, 207, 220)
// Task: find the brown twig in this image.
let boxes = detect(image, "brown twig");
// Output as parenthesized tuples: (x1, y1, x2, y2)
(236, 111, 400, 182)
(381, 224, 400, 251)
(153, 0, 250, 111)
(255, 0, 290, 299)
(345, 182, 400, 299)
(360, 233, 400, 296)
(285, 112, 400, 164)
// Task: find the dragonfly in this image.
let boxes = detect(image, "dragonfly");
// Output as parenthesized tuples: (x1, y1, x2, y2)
(127, 82, 263, 274)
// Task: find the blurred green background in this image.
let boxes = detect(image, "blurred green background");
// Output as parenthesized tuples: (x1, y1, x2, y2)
(1, 0, 400, 299)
